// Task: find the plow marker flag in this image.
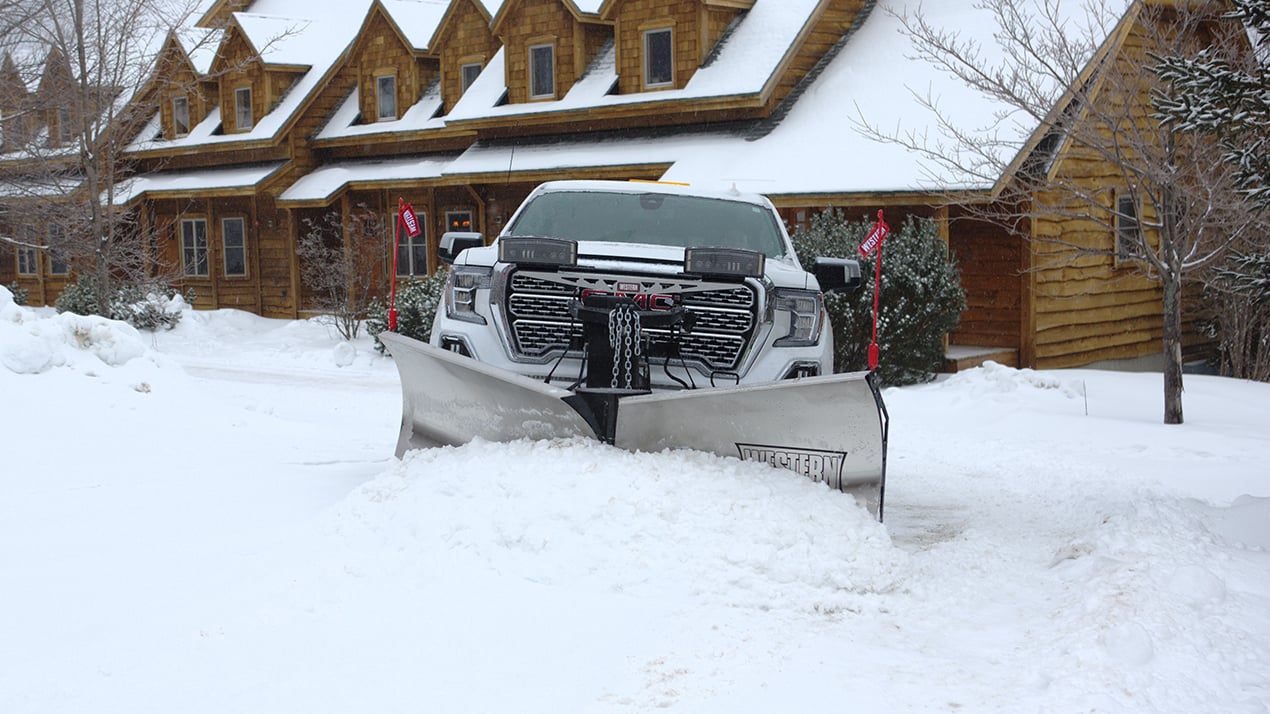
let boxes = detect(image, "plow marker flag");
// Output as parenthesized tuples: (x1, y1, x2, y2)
(858, 210, 889, 371)
(389, 198, 422, 331)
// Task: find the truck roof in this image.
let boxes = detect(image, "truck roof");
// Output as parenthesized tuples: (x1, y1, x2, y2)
(531, 180, 776, 210)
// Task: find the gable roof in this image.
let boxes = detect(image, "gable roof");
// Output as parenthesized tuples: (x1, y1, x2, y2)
(428, 0, 501, 50)
(490, 0, 605, 37)
(381, 0, 450, 52)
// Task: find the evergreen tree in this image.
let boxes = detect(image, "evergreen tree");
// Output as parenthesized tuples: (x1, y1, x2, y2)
(792, 210, 966, 386)
(1154, 0, 1270, 208)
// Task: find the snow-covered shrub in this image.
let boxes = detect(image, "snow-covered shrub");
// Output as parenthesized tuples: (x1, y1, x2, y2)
(792, 210, 966, 385)
(366, 268, 450, 354)
(54, 276, 192, 331)
(6, 283, 28, 306)
(1200, 250, 1270, 381)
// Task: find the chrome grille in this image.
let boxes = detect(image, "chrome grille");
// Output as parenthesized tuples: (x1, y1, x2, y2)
(505, 270, 758, 371)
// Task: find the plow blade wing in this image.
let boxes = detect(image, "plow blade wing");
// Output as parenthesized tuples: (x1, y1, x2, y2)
(378, 332, 597, 456)
(614, 373, 888, 517)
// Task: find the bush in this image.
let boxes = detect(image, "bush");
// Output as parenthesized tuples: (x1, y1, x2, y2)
(366, 268, 450, 354)
(55, 276, 193, 331)
(7, 283, 28, 306)
(792, 210, 966, 386)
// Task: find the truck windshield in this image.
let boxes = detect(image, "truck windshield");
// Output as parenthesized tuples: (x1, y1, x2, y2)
(506, 190, 787, 258)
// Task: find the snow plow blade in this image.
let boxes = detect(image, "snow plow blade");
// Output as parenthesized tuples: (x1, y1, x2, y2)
(379, 332, 888, 518)
(379, 331, 598, 452)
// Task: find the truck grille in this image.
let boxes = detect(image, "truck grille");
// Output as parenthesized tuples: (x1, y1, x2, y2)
(505, 270, 758, 371)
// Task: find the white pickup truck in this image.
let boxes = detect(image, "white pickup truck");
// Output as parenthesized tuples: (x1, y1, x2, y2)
(378, 179, 888, 518)
(430, 180, 862, 389)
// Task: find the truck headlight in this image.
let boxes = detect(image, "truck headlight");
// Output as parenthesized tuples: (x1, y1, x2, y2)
(773, 289, 824, 347)
(445, 266, 492, 324)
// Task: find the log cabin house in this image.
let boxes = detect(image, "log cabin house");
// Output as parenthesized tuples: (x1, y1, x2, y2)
(0, 0, 1235, 370)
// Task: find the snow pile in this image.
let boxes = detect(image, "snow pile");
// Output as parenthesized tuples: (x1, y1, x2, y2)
(331, 438, 905, 612)
(0, 285, 148, 374)
(941, 359, 1088, 400)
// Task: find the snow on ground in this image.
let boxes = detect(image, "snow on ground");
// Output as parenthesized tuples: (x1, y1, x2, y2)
(1, 285, 1267, 713)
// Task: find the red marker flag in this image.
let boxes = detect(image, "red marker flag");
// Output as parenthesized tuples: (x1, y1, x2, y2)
(861, 210, 888, 370)
(389, 198, 420, 331)
(858, 211, 889, 257)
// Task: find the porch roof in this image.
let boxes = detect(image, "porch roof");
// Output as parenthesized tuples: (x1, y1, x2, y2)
(276, 154, 460, 206)
(111, 162, 288, 205)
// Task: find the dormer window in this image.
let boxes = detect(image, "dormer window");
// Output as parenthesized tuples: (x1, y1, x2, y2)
(57, 108, 73, 143)
(234, 86, 252, 131)
(376, 74, 397, 121)
(643, 26, 674, 89)
(529, 43, 555, 100)
(460, 62, 482, 94)
(172, 96, 190, 137)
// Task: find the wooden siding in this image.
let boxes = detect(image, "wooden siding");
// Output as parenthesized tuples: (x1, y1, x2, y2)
(499, 0, 603, 104)
(437, 0, 503, 114)
(351, 11, 436, 125)
(612, 0, 712, 94)
(213, 28, 265, 134)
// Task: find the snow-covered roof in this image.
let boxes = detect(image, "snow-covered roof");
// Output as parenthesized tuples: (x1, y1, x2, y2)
(175, 27, 224, 74)
(112, 162, 287, 205)
(442, 131, 740, 179)
(663, 0, 1132, 197)
(446, 0, 823, 122)
(278, 154, 459, 204)
(314, 82, 447, 141)
(381, 0, 449, 51)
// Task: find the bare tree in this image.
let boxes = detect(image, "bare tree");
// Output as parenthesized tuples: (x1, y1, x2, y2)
(0, 0, 200, 308)
(857, 0, 1264, 424)
(298, 205, 391, 340)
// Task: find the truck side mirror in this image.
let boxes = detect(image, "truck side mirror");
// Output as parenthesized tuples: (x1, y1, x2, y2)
(438, 232, 484, 265)
(813, 257, 863, 293)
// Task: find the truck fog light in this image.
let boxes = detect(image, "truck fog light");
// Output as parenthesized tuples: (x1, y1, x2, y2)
(446, 266, 492, 324)
(773, 289, 823, 347)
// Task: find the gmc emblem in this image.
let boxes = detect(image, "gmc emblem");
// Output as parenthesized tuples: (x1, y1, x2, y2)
(580, 288, 677, 311)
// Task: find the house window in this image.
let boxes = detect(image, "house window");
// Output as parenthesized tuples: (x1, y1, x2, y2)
(643, 27, 674, 89)
(395, 208, 427, 276)
(446, 210, 473, 233)
(58, 108, 73, 143)
(235, 86, 252, 130)
(376, 74, 397, 121)
(17, 245, 37, 275)
(1115, 192, 1141, 262)
(181, 218, 209, 277)
(222, 217, 246, 277)
(172, 96, 190, 136)
(48, 224, 68, 275)
(529, 43, 555, 100)
(461, 62, 483, 94)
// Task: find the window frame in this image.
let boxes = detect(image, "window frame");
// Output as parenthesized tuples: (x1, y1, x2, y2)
(460, 61, 483, 94)
(221, 216, 247, 278)
(47, 224, 68, 275)
(375, 73, 397, 121)
(642, 26, 675, 90)
(1114, 190, 1142, 265)
(445, 210, 473, 234)
(180, 217, 210, 277)
(394, 208, 428, 277)
(17, 245, 37, 276)
(528, 42, 556, 100)
(234, 86, 253, 131)
(57, 107, 73, 143)
(172, 95, 190, 137)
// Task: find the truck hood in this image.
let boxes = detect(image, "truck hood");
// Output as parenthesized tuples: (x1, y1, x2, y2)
(459, 241, 813, 290)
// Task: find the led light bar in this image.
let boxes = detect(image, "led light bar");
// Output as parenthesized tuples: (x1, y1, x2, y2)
(683, 247, 765, 280)
(498, 236, 578, 267)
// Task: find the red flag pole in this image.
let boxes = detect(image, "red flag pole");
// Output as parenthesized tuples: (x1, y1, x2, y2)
(388, 198, 404, 331)
(867, 210, 887, 371)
